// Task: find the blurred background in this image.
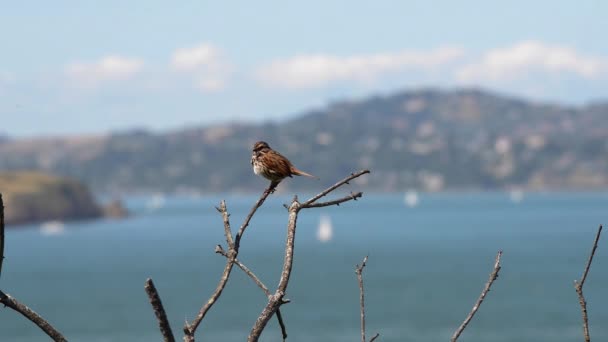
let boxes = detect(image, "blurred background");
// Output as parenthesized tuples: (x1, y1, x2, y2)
(0, 1, 607, 341)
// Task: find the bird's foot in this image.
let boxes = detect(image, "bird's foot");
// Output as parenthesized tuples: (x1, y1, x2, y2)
(267, 181, 279, 194)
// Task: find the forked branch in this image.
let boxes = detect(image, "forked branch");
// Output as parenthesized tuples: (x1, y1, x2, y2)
(301, 191, 363, 209)
(248, 170, 370, 341)
(574, 225, 603, 342)
(303, 170, 370, 206)
(183, 201, 237, 341)
(184, 184, 277, 341)
(451, 250, 502, 342)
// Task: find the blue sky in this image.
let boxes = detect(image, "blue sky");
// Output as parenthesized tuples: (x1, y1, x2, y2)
(1, 1, 607, 136)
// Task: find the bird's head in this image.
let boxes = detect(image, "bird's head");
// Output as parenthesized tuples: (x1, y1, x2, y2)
(252, 141, 270, 152)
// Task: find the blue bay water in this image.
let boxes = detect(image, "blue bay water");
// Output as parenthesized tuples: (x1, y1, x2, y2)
(1, 192, 607, 341)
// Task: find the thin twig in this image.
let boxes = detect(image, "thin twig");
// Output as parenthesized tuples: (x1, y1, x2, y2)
(0, 193, 5, 279)
(369, 333, 380, 342)
(276, 309, 288, 341)
(0, 290, 67, 342)
(301, 192, 362, 209)
(303, 170, 370, 206)
(574, 225, 603, 342)
(145, 278, 175, 342)
(355, 255, 369, 342)
(216, 246, 270, 296)
(451, 250, 503, 342)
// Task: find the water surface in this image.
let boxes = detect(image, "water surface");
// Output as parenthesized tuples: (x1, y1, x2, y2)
(1, 192, 607, 341)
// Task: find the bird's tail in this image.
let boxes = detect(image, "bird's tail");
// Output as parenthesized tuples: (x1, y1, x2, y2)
(291, 167, 319, 179)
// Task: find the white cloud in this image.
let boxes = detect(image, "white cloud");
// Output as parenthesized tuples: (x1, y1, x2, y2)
(255, 47, 464, 88)
(456, 41, 608, 82)
(170, 43, 232, 92)
(65, 55, 144, 85)
(171, 44, 221, 71)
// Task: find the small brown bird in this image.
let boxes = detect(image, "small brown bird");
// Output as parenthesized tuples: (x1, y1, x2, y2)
(251, 141, 317, 189)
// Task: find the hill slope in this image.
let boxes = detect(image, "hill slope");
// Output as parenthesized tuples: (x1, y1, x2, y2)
(1, 88, 607, 192)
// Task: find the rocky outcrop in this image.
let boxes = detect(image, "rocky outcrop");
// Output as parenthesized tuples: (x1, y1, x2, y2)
(0, 171, 104, 226)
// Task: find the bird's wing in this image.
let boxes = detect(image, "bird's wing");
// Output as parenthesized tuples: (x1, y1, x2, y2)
(263, 150, 293, 178)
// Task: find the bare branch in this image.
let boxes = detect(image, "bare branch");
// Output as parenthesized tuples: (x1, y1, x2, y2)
(303, 170, 370, 206)
(184, 188, 274, 340)
(216, 246, 288, 340)
(574, 225, 603, 342)
(276, 309, 288, 341)
(369, 333, 380, 342)
(235, 183, 275, 250)
(577, 225, 602, 287)
(355, 256, 369, 342)
(1, 193, 5, 279)
(451, 250, 503, 342)
(183, 254, 235, 339)
(216, 246, 269, 296)
(301, 192, 363, 209)
(0, 290, 67, 342)
(248, 201, 300, 341)
(145, 278, 175, 342)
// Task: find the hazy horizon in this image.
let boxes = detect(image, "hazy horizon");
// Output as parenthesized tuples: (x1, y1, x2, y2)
(2, 85, 606, 139)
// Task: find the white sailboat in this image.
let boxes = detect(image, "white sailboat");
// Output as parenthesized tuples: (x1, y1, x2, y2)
(40, 220, 65, 235)
(509, 189, 524, 203)
(404, 190, 419, 208)
(146, 193, 166, 211)
(317, 214, 333, 243)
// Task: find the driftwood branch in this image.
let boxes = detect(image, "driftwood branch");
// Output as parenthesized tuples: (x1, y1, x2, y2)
(355, 256, 379, 342)
(574, 225, 603, 342)
(248, 170, 370, 341)
(145, 278, 175, 342)
(451, 250, 502, 342)
(0, 194, 67, 342)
